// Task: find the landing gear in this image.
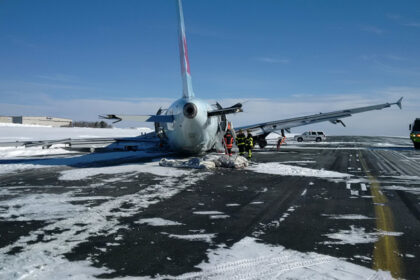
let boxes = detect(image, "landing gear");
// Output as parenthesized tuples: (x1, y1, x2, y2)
(258, 139, 267, 148)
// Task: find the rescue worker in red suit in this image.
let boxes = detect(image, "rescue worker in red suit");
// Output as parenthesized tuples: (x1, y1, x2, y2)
(223, 130, 234, 156)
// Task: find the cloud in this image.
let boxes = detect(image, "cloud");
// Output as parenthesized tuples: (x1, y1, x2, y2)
(361, 25, 384, 34)
(254, 57, 290, 64)
(1, 87, 418, 137)
(403, 22, 420, 28)
(36, 74, 80, 83)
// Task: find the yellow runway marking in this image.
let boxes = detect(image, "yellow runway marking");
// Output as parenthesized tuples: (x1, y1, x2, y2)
(359, 151, 403, 279)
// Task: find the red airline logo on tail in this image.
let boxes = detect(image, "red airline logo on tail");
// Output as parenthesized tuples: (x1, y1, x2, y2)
(183, 37, 191, 74)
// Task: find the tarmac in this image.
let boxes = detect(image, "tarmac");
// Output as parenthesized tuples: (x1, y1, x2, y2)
(0, 136, 419, 279)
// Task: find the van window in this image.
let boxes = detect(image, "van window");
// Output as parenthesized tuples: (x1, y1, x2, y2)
(317, 132, 324, 135)
(311, 132, 316, 135)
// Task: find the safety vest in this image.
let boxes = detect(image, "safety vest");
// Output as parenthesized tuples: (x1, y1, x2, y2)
(246, 135, 253, 148)
(224, 133, 234, 149)
(236, 133, 246, 146)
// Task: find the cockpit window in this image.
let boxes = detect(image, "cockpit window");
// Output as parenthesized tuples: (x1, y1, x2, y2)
(413, 120, 420, 131)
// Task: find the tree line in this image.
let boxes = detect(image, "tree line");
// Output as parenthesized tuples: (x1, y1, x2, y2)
(67, 121, 113, 128)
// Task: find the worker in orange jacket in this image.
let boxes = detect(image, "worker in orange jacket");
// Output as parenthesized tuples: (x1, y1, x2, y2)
(223, 130, 234, 156)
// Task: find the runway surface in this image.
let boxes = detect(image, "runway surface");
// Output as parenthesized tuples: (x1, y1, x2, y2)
(0, 136, 419, 279)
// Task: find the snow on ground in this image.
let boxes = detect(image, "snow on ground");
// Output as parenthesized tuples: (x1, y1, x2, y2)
(135, 218, 184, 226)
(322, 214, 374, 220)
(382, 185, 420, 195)
(0, 123, 151, 142)
(0, 164, 205, 280)
(59, 161, 188, 180)
(169, 237, 392, 280)
(167, 233, 216, 243)
(193, 211, 225, 215)
(322, 225, 403, 245)
(247, 162, 351, 178)
(0, 150, 166, 176)
(0, 146, 78, 158)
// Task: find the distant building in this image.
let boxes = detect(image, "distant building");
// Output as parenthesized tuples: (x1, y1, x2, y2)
(0, 116, 72, 127)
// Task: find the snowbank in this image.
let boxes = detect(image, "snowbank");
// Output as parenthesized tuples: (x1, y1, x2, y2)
(247, 162, 350, 178)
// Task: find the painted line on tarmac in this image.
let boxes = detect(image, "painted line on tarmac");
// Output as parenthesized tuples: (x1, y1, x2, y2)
(359, 151, 403, 279)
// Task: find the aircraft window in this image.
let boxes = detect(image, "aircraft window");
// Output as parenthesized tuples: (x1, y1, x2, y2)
(413, 120, 420, 131)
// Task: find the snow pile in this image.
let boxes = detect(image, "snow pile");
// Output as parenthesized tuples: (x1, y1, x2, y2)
(159, 154, 249, 170)
(170, 237, 392, 279)
(247, 162, 350, 178)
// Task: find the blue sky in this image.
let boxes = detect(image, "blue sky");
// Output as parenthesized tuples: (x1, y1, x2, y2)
(1, 0, 420, 135)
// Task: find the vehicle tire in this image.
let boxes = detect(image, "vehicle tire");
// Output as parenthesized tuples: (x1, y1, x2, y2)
(414, 142, 420, 149)
(297, 137, 303, 142)
(316, 137, 322, 142)
(258, 139, 267, 148)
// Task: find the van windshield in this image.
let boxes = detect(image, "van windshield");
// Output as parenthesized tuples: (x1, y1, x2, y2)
(413, 120, 420, 131)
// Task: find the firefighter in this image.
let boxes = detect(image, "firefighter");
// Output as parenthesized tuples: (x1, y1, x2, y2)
(223, 129, 234, 156)
(236, 129, 246, 156)
(245, 129, 254, 159)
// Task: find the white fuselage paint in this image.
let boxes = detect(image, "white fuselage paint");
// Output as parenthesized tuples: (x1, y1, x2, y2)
(163, 97, 219, 154)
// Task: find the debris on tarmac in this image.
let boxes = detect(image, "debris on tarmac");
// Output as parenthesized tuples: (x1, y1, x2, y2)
(159, 154, 249, 169)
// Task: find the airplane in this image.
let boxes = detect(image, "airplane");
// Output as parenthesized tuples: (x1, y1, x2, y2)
(100, 0, 403, 154)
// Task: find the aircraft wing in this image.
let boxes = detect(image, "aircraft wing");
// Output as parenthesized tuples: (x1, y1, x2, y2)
(235, 97, 403, 137)
(0, 132, 159, 149)
(100, 114, 174, 123)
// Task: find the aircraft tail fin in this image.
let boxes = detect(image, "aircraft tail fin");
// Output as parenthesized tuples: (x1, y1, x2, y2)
(177, 0, 194, 99)
(395, 97, 403, 109)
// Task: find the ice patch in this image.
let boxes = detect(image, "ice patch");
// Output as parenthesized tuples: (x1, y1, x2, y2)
(169, 237, 392, 280)
(135, 218, 183, 226)
(247, 162, 351, 178)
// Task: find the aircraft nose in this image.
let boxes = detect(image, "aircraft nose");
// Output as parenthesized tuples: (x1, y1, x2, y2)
(183, 102, 197, 119)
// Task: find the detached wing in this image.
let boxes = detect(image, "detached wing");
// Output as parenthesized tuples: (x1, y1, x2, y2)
(100, 114, 174, 123)
(236, 97, 403, 137)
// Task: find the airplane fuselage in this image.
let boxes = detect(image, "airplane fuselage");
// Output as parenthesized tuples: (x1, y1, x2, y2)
(163, 97, 219, 154)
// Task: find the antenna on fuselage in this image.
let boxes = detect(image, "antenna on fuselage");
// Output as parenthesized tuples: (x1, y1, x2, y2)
(176, 0, 195, 99)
